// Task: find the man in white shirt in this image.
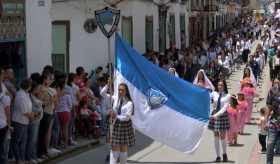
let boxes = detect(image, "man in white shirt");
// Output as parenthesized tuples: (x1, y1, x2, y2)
(199, 53, 208, 68)
(207, 47, 217, 63)
(0, 67, 11, 164)
(218, 53, 230, 78)
(242, 38, 251, 63)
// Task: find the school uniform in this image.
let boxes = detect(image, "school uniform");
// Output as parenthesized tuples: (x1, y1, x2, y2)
(208, 92, 230, 132)
(101, 86, 135, 147)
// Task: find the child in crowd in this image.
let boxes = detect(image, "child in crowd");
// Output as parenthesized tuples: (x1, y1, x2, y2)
(237, 92, 249, 134)
(55, 82, 73, 149)
(227, 95, 239, 145)
(257, 107, 267, 153)
(80, 100, 93, 137)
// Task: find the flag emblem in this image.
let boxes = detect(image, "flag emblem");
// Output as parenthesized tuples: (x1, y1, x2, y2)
(147, 88, 168, 109)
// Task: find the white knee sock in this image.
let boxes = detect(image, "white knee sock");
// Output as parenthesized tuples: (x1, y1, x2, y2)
(110, 151, 120, 164)
(221, 139, 227, 155)
(214, 137, 220, 157)
(120, 152, 128, 164)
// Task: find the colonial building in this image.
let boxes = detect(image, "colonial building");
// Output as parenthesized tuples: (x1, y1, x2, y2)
(25, 0, 190, 75)
(188, 0, 241, 46)
(0, 0, 241, 78)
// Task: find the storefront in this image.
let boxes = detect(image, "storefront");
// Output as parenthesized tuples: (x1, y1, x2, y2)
(0, 0, 26, 81)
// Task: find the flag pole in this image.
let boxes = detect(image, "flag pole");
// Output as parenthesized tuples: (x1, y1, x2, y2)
(95, 6, 120, 146)
(107, 36, 114, 144)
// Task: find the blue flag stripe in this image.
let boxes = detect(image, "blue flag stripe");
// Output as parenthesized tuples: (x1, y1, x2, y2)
(115, 34, 210, 122)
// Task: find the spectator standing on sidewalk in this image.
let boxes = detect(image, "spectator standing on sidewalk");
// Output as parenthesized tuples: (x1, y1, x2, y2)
(26, 81, 43, 163)
(257, 107, 267, 154)
(38, 70, 57, 159)
(273, 51, 280, 79)
(3, 66, 16, 99)
(0, 67, 11, 164)
(65, 73, 80, 145)
(266, 78, 280, 164)
(11, 79, 34, 164)
(55, 80, 73, 149)
(268, 43, 277, 80)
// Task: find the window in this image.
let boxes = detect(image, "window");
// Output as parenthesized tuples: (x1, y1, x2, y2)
(121, 16, 133, 46)
(145, 16, 153, 51)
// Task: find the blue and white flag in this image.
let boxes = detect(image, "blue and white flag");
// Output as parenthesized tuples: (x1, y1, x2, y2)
(115, 33, 210, 153)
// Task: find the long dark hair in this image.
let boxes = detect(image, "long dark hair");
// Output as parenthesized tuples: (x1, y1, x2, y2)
(119, 83, 134, 114)
(67, 73, 76, 86)
(216, 80, 228, 94)
(243, 67, 251, 79)
(119, 83, 133, 101)
(230, 96, 238, 108)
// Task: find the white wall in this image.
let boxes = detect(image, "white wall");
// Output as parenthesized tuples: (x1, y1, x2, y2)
(118, 1, 160, 53)
(25, 0, 52, 75)
(25, 0, 190, 74)
(51, 0, 109, 73)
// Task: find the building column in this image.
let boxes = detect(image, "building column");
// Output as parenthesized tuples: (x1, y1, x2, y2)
(25, 0, 52, 75)
(175, 3, 181, 49)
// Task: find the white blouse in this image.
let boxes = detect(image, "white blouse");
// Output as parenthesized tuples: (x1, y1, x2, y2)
(100, 85, 133, 122)
(12, 89, 32, 125)
(210, 92, 230, 118)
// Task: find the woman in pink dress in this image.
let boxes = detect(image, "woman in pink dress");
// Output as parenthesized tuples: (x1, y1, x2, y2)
(193, 69, 215, 92)
(241, 79, 257, 124)
(237, 92, 249, 134)
(239, 67, 257, 90)
(227, 96, 239, 145)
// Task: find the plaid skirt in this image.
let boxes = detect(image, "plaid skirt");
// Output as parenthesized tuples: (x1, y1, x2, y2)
(208, 112, 230, 132)
(109, 119, 135, 147)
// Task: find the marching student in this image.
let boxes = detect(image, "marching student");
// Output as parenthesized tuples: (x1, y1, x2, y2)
(101, 80, 135, 164)
(227, 95, 239, 145)
(193, 69, 215, 91)
(237, 92, 249, 134)
(240, 79, 257, 124)
(209, 80, 230, 162)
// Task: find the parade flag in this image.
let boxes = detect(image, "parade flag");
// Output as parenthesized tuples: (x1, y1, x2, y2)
(115, 33, 210, 153)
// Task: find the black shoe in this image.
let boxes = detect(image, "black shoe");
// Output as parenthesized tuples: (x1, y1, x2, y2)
(215, 156, 221, 162)
(223, 154, 228, 162)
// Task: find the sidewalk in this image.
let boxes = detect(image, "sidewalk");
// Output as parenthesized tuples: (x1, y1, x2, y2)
(40, 138, 99, 164)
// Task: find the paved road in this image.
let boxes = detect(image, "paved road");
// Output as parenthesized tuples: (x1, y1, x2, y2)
(57, 42, 280, 164)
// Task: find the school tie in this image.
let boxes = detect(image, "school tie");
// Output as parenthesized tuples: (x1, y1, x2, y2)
(117, 98, 123, 115)
(216, 94, 222, 111)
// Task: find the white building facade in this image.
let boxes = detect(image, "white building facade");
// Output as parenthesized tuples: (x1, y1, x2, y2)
(25, 0, 190, 75)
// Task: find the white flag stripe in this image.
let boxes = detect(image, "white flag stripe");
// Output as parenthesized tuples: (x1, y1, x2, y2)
(115, 71, 208, 153)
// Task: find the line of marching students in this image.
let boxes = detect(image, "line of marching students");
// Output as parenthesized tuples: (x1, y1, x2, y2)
(192, 60, 263, 162)
(192, 16, 280, 164)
